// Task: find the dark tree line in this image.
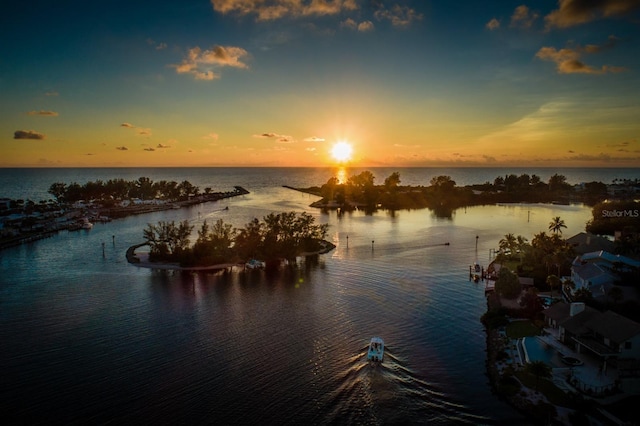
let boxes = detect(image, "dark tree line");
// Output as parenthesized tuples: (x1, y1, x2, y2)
(314, 171, 601, 217)
(143, 211, 329, 267)
(48, 177, 206, 204)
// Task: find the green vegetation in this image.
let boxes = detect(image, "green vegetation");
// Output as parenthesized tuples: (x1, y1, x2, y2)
(142, 211, 330, 267)
(495, 267, 521, 299)
(586, 199, 640, 243)
(505, 320, 540, 339)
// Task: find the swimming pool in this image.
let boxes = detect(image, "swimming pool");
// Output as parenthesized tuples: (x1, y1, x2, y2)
(521, 337, 565, 368)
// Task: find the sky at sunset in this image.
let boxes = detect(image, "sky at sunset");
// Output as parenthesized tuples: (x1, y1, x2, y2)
(1, 0, 639, 167)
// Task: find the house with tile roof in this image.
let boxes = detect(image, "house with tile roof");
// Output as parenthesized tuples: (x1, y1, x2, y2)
(544, 302, 640, 373)
(570, 250, 640, 298)
(566, 232, 615, 255)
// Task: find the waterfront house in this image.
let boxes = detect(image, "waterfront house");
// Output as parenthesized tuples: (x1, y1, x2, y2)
(566, 232, 615, 254)
(544, 302, 640, 386)
(570, 250, 640, 297)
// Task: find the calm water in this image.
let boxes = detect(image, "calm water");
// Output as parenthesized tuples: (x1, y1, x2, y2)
(0, 168, 625, 424)
(0, 166, 638, 202)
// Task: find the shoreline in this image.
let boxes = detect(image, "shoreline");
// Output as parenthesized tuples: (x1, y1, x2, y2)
(126, 240, 337, 272)
(0, 186, 249, 251)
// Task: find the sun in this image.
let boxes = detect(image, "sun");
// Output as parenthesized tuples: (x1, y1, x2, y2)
(331, 141, 353, 163)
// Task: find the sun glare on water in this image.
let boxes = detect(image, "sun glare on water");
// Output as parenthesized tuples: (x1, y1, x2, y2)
(331, 141, 353, 163)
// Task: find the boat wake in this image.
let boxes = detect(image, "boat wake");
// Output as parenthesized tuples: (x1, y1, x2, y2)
(321, 345, 487, 425)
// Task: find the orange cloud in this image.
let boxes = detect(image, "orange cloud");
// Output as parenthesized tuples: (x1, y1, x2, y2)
(173, 45, 249, 81)
(485, 18, 500, 31)
(535, 37, 628, 74)
(545, 0, 640, 29)
(211, 0, 358, 21)
(14, 130, 46, 140)
(27, 110, 58, 116)
(510, 5, 539, 29)
(374, 4, 423, 27)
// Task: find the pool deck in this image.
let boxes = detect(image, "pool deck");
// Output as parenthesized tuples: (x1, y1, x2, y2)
(538, 330, 619, 391)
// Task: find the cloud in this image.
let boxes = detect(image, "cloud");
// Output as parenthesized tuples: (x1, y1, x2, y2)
(374, 4, 423, 27)
(121, 122, 152, 136)
(485, 18, 500, 30)
(14, 130, 46, 140)
(535, 37, 627, 74)
(27, 110, 58, 116)
(253, 132, 294, 143)
(510, 5, 539, 29)
(211, 0, 358, 21)
(341, 18, 374, 31)
(173, 45, 249, 81)
(203, 133, 219, 140)
(303, 136, 325, 142)
(341, 18, 357, 30)
(116, 146, 128, 151)
(358, 20, 374, 32)
(147, 38, 168, 50)
(545, 0, 640, 29)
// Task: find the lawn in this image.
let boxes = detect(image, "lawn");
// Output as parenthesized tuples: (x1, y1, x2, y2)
(506, 320, 541, 338)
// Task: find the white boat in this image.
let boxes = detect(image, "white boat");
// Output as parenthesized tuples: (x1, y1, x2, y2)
(367, 337, 384, 362)
(245, 259, 265, 269)
(470, 262, 481, 282)
(81, 218, 93, 229)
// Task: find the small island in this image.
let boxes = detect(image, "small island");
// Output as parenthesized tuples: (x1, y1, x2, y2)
(127, 211, 335, 271)
(288, 170, 637, 220)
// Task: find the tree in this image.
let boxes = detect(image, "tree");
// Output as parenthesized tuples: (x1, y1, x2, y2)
(548, 173, 569, 193)
(384, 172, 401, 191)
(516, 235, 529, 262)
(192, 219, 237, 265)
(430, 175, 456, 192)
(498, 233, 517, 259)
(143, 220, 193, 261)
(320, 177, 339, 203)
(525, 360, 551, 391)
(548, 216, 567, 235)
(495, 268, 521, 299)
(546, 274, 561, 297)
(234, 218, 265, 261)
(48, 182, 67, 203)
(520, 287, 543, 318)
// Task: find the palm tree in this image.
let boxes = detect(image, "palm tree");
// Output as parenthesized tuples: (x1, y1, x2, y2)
(516, 235, 529, 262)
(546, 274, 561, 297)
(498, 233, 517, 259)
(548, 216, 567, 235)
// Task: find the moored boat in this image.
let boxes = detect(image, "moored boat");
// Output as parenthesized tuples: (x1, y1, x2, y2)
(367, 337, 384, 362)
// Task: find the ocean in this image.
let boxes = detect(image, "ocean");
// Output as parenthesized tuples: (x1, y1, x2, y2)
(0, 167, 636, 424)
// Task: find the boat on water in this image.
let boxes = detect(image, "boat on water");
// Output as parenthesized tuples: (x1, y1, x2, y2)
(470, 262, 482, 282)
(81, 218, 93, 229)
(367, 337, 384, 362)
(245, 259, 265, 269)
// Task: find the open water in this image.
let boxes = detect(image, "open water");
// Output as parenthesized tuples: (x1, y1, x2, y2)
(0, 167, 633, 424)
